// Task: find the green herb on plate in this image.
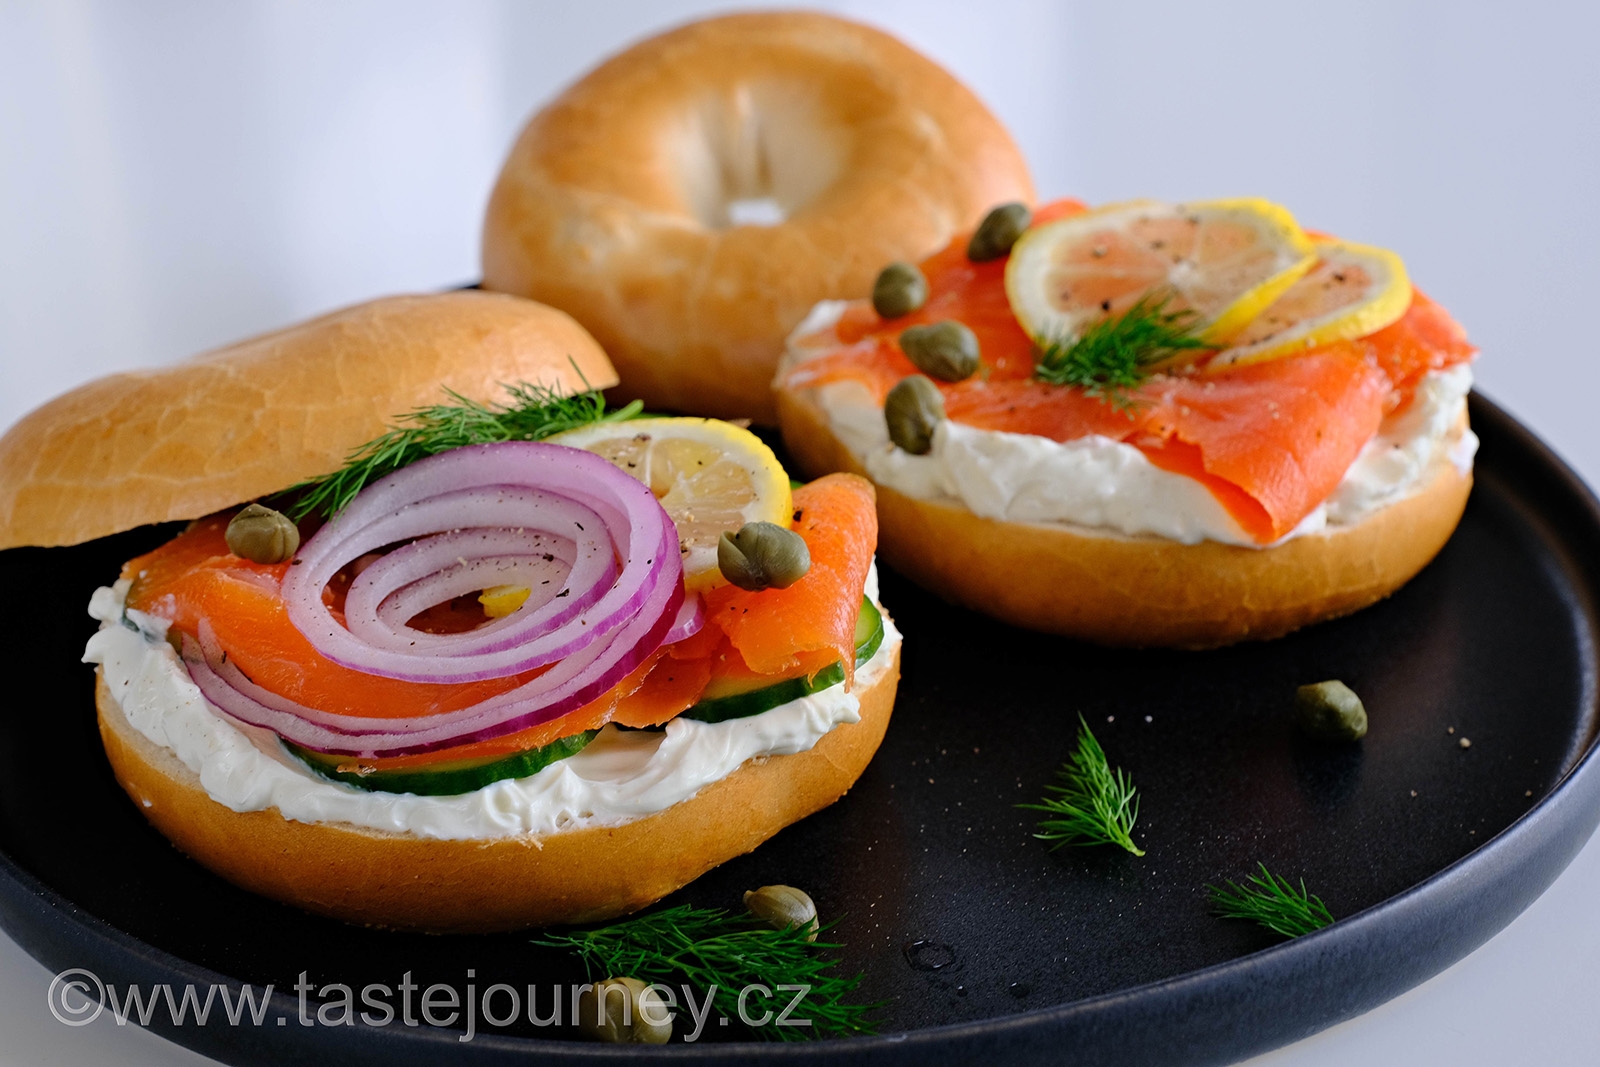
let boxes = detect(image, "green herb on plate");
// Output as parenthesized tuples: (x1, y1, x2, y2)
(1208, 863, 1335, 938)
(1021, 714, 1145, 856)
(534, 903, 877, 1041)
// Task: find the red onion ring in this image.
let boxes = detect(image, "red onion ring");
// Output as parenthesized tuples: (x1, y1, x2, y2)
(344, 526, 609, 655)
(179, 441, 689, 756)
(664, 594, 705, 645)
(281, 443, 679, 683)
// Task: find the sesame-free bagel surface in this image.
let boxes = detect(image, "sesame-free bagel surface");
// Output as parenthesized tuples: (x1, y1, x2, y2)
(482, 11, 1034, 423)
(776, 385, 1472, 648)
(0, 292, 616, 550)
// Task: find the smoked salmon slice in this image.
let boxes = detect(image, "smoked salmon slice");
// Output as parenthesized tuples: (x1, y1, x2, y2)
(933, 348, 1389, 542)
(1140, 349, 1390, 542)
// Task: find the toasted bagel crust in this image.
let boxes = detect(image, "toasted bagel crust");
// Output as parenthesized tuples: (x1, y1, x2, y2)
(96, 645, 898, 934)
(482, 11, 1033, 423)
(776, 385, 1472, 648)
(0, 292, 616, 550)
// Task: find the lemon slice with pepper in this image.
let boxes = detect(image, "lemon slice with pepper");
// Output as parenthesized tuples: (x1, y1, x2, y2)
(1005, 198, 1317, 348)
(1206, 238, 1411, 369)
(551, 417, 792, 591)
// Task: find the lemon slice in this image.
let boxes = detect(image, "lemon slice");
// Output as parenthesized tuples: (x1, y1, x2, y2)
(1005, 198, 1317, 348)
(1206, 238, 1411, 369)
(551, 417, 792, 591)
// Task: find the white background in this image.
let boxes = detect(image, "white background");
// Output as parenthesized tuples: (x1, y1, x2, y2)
(2, 1, 1598, 1063)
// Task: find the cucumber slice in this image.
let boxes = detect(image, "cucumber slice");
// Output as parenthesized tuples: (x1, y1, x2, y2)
(287, 729, 597, 797)
(680, 597, 883, 725)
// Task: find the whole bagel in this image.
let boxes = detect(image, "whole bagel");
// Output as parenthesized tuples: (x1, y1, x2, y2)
(482, 11, 1035, 423)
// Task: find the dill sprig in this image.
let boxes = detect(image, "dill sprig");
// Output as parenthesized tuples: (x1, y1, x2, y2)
(1034, 291, 1209, 407)
(534, 904, 878, 1041)
(286, 380, 643, 520)
(1208, 863, 1335, 938)
(1021, 714, 1145, 856)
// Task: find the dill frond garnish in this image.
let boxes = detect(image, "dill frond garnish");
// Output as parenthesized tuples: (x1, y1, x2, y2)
(1021, 714, 1145, 856)
(286, 381, 643, 520)
(1208, 864, 1335, 938)
(1033, 291, 1209, 407)
(535, 904, 878, 1041)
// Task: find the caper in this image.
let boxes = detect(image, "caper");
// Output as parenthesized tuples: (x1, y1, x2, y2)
(1295, 680, 1368, 742)
(966, 201, 1032, 261)
(744, 884, 819, 941)
(898, 320, 979, 382)
(576, 976, 672, 1044)
(718, 521, 811, 591)
(872, 261, 929, 318)
(884, 374, 946, 455)
(225, 503, 300, 564)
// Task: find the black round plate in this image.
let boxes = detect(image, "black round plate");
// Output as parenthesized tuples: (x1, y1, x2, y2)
(1, 392, 1597, 1066)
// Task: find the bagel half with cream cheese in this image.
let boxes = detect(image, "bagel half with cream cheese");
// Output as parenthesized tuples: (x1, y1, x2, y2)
(1, 292, 899, 932)
(773, 198, 1478, 648)
(777, 383, 1470, 648)
(482, 10, 1034, 424)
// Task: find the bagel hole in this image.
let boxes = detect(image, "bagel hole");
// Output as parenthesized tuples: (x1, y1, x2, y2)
(677, 85, 847, 230)
(724, 197, 787, 227)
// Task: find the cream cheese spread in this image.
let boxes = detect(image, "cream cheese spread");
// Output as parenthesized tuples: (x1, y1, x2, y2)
(83, 567, 900, 842)
(783, 301, 1477, 547)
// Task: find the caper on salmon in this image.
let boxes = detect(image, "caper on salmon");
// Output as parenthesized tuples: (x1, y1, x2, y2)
(718, 521, 811, 591)
(884, 374, 946, 455)
(967, 201, 1031, 261)
(898, 320, 979, 382)
(872, 261, 929, 318)
(225, 503, 299, 564)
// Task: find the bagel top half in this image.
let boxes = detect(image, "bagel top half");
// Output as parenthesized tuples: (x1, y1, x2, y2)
(0, 291, 615, 550)
(482, 10, 1035, 423)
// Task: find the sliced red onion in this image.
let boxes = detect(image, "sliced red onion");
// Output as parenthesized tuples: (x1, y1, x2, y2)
(370, 551, 574, 639)
(281, 443, 680, 683)
(344, 526, 608, 654)
(177, 441, 689, 756)
(664, 594, 705, 645)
